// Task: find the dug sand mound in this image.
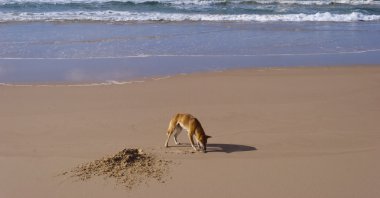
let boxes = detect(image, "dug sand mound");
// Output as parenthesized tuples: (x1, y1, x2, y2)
(63, 148, 171, 189)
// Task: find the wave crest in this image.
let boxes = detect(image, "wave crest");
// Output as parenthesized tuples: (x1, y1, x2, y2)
(1, 0, 379, 6)
(0, 11, 379, 22)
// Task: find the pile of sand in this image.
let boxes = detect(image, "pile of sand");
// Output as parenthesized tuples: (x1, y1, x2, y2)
(63, 148, 171, 189)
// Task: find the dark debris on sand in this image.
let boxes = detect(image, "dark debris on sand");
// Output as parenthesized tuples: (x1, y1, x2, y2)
(64, 148, 171, 189)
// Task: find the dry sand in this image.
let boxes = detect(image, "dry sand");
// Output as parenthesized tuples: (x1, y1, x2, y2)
(0, 66, 379, 198)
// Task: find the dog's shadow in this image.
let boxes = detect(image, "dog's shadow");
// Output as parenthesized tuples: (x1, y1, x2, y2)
(207, 143, 257, 153)
(171, 143, 256, 153)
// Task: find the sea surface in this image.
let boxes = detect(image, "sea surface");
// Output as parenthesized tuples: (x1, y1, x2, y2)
(0, 0, 380, 84)
(1, 0, 380, 22)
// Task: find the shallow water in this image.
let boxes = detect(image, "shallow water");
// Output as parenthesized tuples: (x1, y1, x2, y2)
(0, 21, 380, 84)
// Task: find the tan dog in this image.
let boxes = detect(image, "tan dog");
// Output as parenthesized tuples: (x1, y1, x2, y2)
(164, 113, 211, 153)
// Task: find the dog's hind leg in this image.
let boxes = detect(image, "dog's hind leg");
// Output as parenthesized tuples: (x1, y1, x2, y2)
(164, 132, 172, 148)
(165, 120, 176, 147)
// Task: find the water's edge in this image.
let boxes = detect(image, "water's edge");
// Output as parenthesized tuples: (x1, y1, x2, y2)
(1, 21, 380, 84)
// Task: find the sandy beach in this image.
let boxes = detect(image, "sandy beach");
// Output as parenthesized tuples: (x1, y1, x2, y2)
(0, 66, 379, 198)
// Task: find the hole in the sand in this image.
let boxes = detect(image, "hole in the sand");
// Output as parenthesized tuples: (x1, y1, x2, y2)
(59, 148, 171, 189)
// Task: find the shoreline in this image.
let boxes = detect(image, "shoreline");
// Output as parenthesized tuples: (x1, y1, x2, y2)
(0, 64, 379, 86)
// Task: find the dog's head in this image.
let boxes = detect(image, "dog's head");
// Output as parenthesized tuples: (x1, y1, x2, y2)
(200, 135, 212, 153)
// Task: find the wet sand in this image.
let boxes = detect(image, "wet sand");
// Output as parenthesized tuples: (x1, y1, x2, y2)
(0, 66, 379, 198)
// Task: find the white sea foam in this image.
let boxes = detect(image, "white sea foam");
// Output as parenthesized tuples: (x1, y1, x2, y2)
(252, 0, 379, 5)
(0, 80, 147, 87)
(0, 11, 379, 22)
(152, 76, 171, 80)
(1, 48, 380, 60)
(0, 0, 379, 5)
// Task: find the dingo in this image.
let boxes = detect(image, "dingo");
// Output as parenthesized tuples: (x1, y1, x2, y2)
(164, 113, 211, 153)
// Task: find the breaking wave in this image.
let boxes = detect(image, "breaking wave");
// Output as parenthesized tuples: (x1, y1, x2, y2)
(0, 11, 379, 22)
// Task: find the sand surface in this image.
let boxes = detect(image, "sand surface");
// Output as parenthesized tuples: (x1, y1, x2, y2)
(1, 66, 380, 198)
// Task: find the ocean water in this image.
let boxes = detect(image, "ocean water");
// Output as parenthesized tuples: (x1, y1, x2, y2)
(0, 0, 380, 84)
(1, 0, 380, 22)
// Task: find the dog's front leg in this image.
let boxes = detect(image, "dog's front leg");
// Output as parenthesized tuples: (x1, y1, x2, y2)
(188, 134, 198, 151)
(196, 138, 201, 149)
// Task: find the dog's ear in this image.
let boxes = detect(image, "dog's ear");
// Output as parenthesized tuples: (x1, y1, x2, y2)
(206, 135, 212, 139)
